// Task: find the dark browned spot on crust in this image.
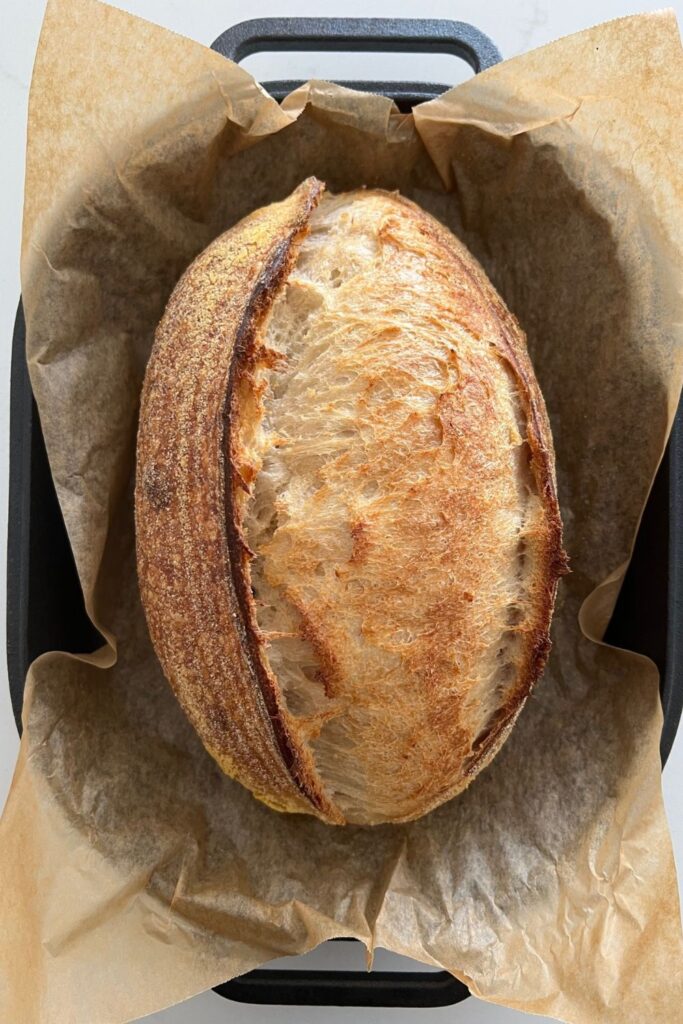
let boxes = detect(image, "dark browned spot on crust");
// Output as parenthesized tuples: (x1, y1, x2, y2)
(350, 520, 371, 564)
(142, 467, 172, 511)
(298, 609, 343, 701)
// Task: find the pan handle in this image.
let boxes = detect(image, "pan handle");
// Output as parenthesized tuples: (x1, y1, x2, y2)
(211, 17, 501, 74)
(214, 965, 470, 1008)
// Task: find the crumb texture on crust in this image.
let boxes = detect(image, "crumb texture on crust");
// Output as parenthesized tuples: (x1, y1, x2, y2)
(237, 188, 564, 825)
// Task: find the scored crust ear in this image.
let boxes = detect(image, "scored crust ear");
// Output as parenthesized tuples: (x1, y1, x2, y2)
(135, 177, 344, 824)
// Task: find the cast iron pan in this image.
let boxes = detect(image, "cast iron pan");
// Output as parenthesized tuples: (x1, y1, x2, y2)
(7, 17, 682, 1009)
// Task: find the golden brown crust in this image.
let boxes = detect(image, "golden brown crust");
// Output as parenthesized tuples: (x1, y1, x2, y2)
(136, 178, 566, 825)
(136, 178, 343, 822)
(396, 196, 568, 785)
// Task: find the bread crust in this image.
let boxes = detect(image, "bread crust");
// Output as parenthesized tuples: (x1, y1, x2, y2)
(136, 178, 343, 822)
(405, 198, 568, 783)
(136, 178, 566, 825)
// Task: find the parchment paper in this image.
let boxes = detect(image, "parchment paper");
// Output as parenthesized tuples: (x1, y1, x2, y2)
(1, 2, 682, 1021)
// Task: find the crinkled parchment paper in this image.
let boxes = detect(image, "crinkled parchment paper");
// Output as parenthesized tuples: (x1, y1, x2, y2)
(1, 1, 682, 1021)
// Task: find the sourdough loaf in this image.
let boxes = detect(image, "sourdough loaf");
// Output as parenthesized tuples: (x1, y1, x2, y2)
(135, 177, 566, 825)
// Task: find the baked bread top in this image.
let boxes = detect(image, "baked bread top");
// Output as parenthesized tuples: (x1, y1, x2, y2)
(136, 177, 566, 825)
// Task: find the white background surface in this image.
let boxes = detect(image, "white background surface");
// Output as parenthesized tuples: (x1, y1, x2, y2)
(1, 2, 681, 1022)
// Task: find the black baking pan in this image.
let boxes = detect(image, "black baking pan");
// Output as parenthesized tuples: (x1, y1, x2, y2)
(7, 16, 683, 1011)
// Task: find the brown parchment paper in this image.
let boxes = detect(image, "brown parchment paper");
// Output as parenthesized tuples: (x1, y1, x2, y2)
(1, 1, 682, 1021)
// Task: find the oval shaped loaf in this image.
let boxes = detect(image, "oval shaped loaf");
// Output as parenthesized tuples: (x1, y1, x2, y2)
(135, 177, 566, 826)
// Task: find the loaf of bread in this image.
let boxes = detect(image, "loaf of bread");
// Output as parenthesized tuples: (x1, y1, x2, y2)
(135, 177, 566, 825)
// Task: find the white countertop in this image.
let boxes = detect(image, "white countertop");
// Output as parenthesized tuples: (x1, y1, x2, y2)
(1, 2, 681, 1022)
